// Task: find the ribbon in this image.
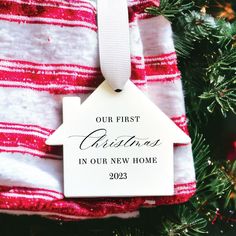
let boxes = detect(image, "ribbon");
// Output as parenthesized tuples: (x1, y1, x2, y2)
(97, 0, 131, 91)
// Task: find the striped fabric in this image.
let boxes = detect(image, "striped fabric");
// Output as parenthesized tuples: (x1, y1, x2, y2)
(0, 0, 196, 220)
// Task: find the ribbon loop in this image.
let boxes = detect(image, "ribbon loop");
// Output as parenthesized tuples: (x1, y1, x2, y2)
(97, 0, 131, 91)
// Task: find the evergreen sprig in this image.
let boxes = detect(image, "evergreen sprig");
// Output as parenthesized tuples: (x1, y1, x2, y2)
(146, 1, 236, 117)
(200, 49, 236, 116)
(223, 160, 236, 208)
(200, 75, 236, 116)
(216, 20, 236, 48)
(161, 206, 208, 236)
(175, 13, 236, 117)
(145, 0, 193, 20)
(181, 11, 218, 41)
(190, 131, 232, 207)
(146, 1, 236, 235)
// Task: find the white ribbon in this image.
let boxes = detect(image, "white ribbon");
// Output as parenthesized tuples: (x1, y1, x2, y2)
(97, 0, 131, 91)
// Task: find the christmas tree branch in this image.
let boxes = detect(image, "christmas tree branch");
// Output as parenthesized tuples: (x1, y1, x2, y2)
(161, 206, 208, 236)
(145, 0, 193, 20)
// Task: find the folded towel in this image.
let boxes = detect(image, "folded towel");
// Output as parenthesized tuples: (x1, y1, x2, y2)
(0, 0, 196, 220)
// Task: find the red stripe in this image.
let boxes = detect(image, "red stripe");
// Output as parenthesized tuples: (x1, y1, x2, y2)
(144, 52, 177, 62)
(172, 114, 190, 146)
(147, 75, 181, 83)
(0, 58, 100, 71)
(0, 185, 63, 198)
(131, 61, 146, 82)
(128, 0, 159, 22)
(0, 132, 49, 151)
(0, 193, 144, 218)
(0, 58, 104, 94)
(0, 53, 181, 94)
(154, 192, 195, 206)
(0, 0, 159, 28)
(144, 52, 180, 78)
(0, 1, 97, 29)
(0, 182, 195, 219)
(174, 143, 190, 148)
(0, 16, 97, 30)
(0, 67, 101, 79)
(0, 182, 194, 199)
(171, 115, 189, 135)
(0, 122, 53, 134)
(0, 83, 96, 94)
(174, 182, 196, 191)
(0, 131, 62, 159)
(134, 52, 177, 65)
(145, 63, 179, 75)
(132, 53, 181, 83)
(7, 0, 96, 9)
(0, 70, 104, 93)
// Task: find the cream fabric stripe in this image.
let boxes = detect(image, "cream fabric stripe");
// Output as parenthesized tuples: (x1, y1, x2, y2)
(0, 82, 185, 129)
(146, 81, 186, 118)
(0, 145, 194, 194)
(0, 16, 165, 66)
(174, 145, 195, 183)
(0, 62, 99, 73)
(0, 152, 62, 192)
(0, 21, 99, 65)
(139, 16, 175, 55)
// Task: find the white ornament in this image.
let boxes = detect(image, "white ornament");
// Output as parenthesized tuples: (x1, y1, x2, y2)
(46, 80, 191, 197)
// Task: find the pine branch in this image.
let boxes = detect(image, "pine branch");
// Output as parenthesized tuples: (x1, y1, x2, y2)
(188, 129, 235, 232)
(173, 11, 236, 117)
(222, 160, 236, 208)
(180, 11, 218, 41)
(145, 0, 193, 20)
(199, 49, 236, 116)
(199, 75, 236, 116)
(216, 20, 236, 48)
(173, 34, 194, 58)
(160, 206, 208, 236)
(173, 11, 233, 58)
(191, 130, 232, 203)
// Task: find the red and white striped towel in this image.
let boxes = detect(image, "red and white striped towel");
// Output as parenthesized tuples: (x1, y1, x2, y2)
(0, 0, 196, 220)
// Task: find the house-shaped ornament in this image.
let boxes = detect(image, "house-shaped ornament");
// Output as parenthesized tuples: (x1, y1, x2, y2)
(46, 80, 191, 197)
